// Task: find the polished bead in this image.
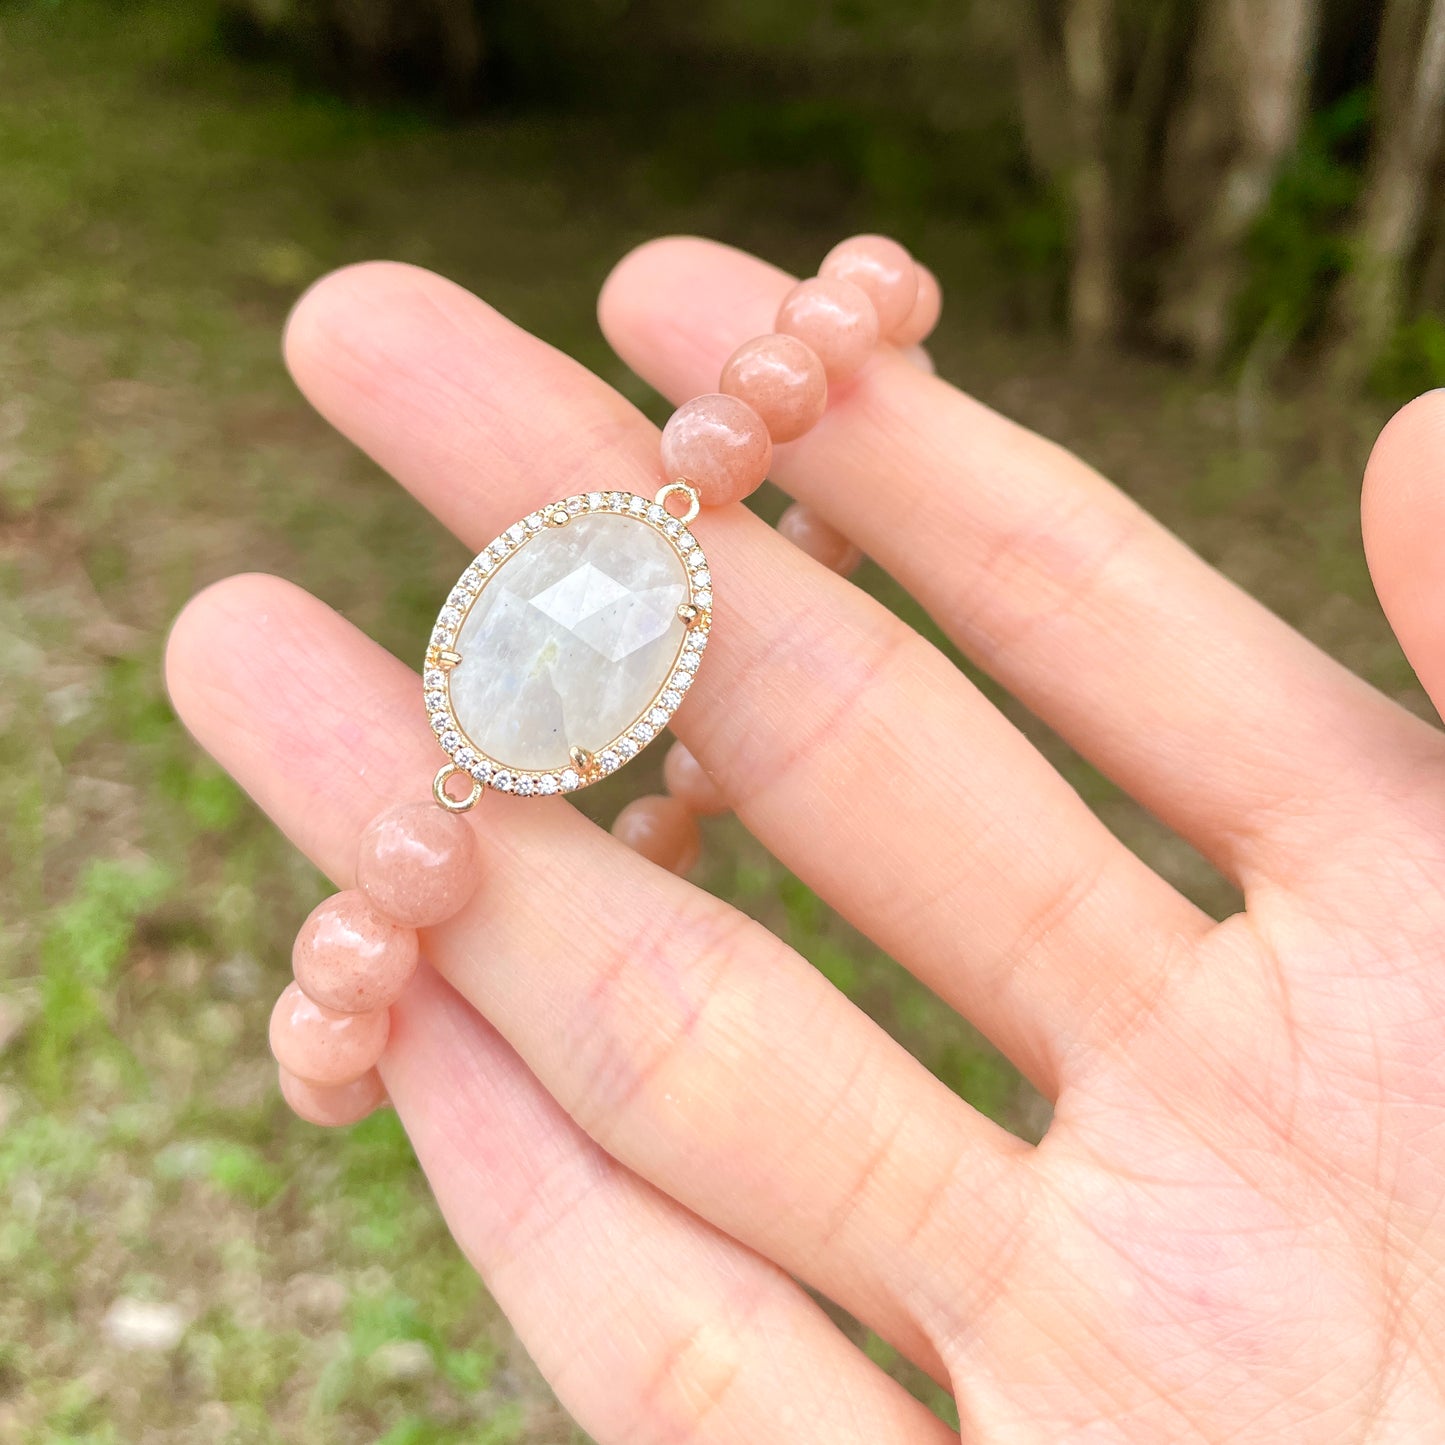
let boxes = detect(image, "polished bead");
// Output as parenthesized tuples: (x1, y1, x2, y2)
(775, 278, 879, 381)
(892, 263, 942, 347)
(777, 502, 863, 577)
(356, 801, 477, 928)
(612, 794, 702, 874)
(292, 889, 419, 1014)
(269, 981, 389, 1087)
(279, 1066, 387, 1127)
(663, 741, 729, 816)
(660, 393, 772, 507)
(819, 234, 918, 335)
(719, 334, 827, 443)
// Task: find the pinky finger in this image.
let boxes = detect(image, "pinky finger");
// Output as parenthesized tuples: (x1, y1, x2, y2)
(385, 965, 955, 1445)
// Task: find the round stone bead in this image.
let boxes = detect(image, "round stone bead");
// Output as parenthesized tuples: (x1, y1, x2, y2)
(612, 794, 702, 875)
(269, 981, 389, 1087)
(356, 801, 477, 928)
(663, 741, 729, 816)
(777, 502, 863, 577)
(719, 334, 827, 443)
(292, 889, 419, 1014)
(660, 393, 772, 507)
(819, 234, 918, 335)
(775, 278, 879, 382)
(892, 263, 942, 347)
(279, 1066, 387, 1127)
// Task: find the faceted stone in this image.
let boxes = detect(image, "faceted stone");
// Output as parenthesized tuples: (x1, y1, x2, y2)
(449, 512, 690, 772)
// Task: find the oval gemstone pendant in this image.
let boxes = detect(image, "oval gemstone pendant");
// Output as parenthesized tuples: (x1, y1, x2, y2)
(424, 488, 712, 797)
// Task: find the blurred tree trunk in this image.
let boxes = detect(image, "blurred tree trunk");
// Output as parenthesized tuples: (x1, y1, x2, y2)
(1331, 0, 1445, 379)
(1155, 0, 1321, 363)
(1062, 0, 1121, 350)
(1016, 0, 1122, 350)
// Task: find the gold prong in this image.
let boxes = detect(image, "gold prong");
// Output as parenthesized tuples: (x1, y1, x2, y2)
(677, 604, 698, 625)
(570, 746, 597, 776)
(438, 649, 463, 669)
(546, 507, 570, 527)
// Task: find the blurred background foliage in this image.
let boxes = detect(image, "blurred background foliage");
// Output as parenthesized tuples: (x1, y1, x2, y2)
(0, 0, 1438, 1441)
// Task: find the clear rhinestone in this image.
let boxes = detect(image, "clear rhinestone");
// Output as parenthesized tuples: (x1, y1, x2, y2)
(425, 689, 447, 712)
(687, 550, 706, 571)
(492, 770, 514, 791)
(587, 491, 604, 510)
(692, 570, 711, 589)
(441, 729, 461, 751)
(599, 749, 620, 772)
(424, 669, 445, 690)
(515, 776, 534, 796)
(632, 722, 654, 743)
(681, 650, 702, 670)
(469, 759, 492, 782)
(677, 530, 695, 550)
(665, 519, 682, 537)
(566, 494, 586, 514)
(618, 738, 638, 759)
(455, 748, 476, 769)
(669, 670, 691, 691)
(661, 690, 681, 710)
(560, 768, 580, 791)
(694, 590, 713, 609)
(627, 495, 647, 515)
(430, 712, 449, 733)
(526, 511, 545, 530)
(647, 706, 668, 727)
(461, 569, 484, 592)
(478, 553, 495, 574)
(538, 774, 559, 795)
(431, 626, 453, 647)
(647, 504, 666, 522)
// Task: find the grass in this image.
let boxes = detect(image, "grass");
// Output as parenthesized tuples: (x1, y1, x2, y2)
(0, 2, 1425, 1440)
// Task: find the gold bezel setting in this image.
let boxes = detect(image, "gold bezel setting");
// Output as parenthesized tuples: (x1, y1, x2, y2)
(423, 487, 711, 798)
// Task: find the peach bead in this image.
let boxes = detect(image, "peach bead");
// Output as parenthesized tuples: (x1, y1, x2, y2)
(269, 981, 389, 1087)
(356, 800, 477, 928)
(719, 334, 827, 443)
(819, 234, 918, 335)
(612, 794, 702, 875)
(279, 1066, 387, 1127)
(662, 741, 729, 816)
(292, 889, 419, 1014)
(777, 502, 863, 577)
(892, 263, 942, 347)
(660, 393, 772, 507)
(775, 277, 879, 382)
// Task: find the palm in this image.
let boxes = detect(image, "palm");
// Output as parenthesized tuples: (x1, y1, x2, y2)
(169, 238, 1445, 1443)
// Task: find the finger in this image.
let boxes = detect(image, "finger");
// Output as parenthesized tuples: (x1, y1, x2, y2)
(167, 573, 1027, 1379)
(383, 965, 956, 1445)
(598, 237, 1443, 883)
(281, 260, 1205, 1089)
(1363, 391, 1445, 725)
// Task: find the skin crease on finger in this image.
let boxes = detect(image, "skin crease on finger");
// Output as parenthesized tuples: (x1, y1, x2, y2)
(167, 249, 1445, 1440)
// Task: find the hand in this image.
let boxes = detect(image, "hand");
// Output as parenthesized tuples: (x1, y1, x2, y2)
(167, 238, 1445, 1442)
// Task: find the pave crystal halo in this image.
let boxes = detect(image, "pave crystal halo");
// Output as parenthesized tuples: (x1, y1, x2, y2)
(424, 485, 711, 798)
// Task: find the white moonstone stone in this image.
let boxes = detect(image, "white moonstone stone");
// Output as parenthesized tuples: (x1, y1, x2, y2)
(448, 513, 690, 772)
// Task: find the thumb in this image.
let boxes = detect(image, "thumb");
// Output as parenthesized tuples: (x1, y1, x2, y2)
(1362, 391, 1445, 717)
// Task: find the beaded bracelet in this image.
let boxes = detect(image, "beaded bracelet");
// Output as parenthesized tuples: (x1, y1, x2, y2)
(270, 234, 941, 1125)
